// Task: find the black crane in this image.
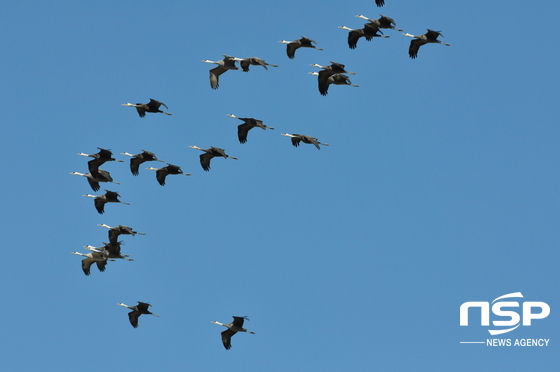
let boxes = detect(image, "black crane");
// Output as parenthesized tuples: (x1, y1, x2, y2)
(281, 133, 329, 150)
(77, 147, 123, 177)
(189, 146, 237, 171)
(82, 190, 129, 214)
(117, 302, 160, 328)
(70, 251, 113, 276)
(146, 163, 191, 186)
(98, 224, 146, 245)
(311, 62, 355, 96)
(121, 150, 165, 176)
(308, 72, 358, 95)
(70, 170, 120, 192)
(227, 114, 275, 144)
(338, 25, 389, 49)
(202, 55, 239, 89)
(278, 37, 323, 59)
(122, 99, 172, 117)
(355, 14, 403, 32)
(211, 316, 255, 350)
(234, 57, 279, 72)
(403, 30, 450, 59)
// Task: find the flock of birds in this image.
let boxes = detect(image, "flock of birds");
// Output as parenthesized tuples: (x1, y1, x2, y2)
(201, 12, 450, 95)
(70, 1, 450, 350)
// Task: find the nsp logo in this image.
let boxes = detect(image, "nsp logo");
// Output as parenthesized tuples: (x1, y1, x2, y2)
(460, 292, 550, 335)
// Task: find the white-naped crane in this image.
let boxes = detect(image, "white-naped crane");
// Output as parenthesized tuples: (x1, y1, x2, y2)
(189, 146, 237, 171)
(117, 302, 160, 328)
(70, 170, 120, 192)
(233, 57, 278, 72)
(278, 37, 323, 59)
(77, 147, 123, 177)
(308, 72, 358, 95)
(84, 242, 133, 261)
(83, 190, 130, 214)
(338, 25, 389, 49)
(146, 163, 191, 186)
(402, 29, 450, 59)
(202, 55, 239, 89)
(70, 250, 114, 276)
(355, 14, 403, 32)
(281, 133, 329, 150)
(227, 114, 275, 144)
(211, 316, 255, 350)
(122, 99, 172, 117)
(98, 224, 146, 245)
(121, 150, 165, 176)
(311, 62, 355, 96)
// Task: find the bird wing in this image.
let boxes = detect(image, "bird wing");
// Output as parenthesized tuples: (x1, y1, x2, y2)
(199, 153, 213, 171)
(408, 39, 423, 59)
(81, 258, 94, 276)
(86, 177, 101, 192)
(96, 258, 108, 273)
(347, 29, 362, 49)
(149, 98, 168, 109)
(129, 157, 143, 176)
(94, 198, 105, 214)
(128, 311, 140, 328)
(209, 66, 227, 89)
(155, 168, 168, 186)
(286, 43, 298, 59)
(221, 329, 237, 350)
(136, 302, 151, 312)
(317, 70, 333, 96)
(232, 316, 246, 327)
(426, 29, 442, 40)
(237, 123, 252, 144)
(108, 229, 120, 245)
(290, 136, 302, 147)
(136, 106, 147, 117)
(309, 137, 321, 150)
(240, 59, 250, 72)
(87, 158, 104, 177)
(376, 0, 385, 6)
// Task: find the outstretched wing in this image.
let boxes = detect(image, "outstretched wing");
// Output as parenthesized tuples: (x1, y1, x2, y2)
(221, 329, 237, 350)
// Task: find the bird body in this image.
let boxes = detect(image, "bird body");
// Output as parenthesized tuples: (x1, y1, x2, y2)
(71, 251, 112, 276)
(278, 37, 323, 59)
(338, 25, 389, 49)
(122, 99, 172, 117)
(85, 242, 133, 261)
(98, 224, 146, 244)
(70, 170, 119, 191)
(117, 302, 160, 328)
(83, 190, 129, 214)
(311, 62, 355, 95)
(211, 316, 255, 350)
(234, 57, 278, 72)
(355, 14, 403, 32)
(121, 150, 164, 176)
(227, 114, 274, 143)
(403, 29, 450, 59)
(146, 163, 191, 185)
(189, 146, 237, 171)
(202, 55, 239, 89)
(308, 72, 358, 95)
(281, 133, 329, 150)
(77, 147, 123, 178)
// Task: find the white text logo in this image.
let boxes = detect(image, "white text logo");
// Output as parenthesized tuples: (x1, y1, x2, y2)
(460, 292, 550, 335)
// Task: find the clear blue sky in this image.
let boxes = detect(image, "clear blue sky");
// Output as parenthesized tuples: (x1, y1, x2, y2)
(1, 1, 559, 371)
